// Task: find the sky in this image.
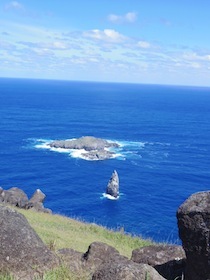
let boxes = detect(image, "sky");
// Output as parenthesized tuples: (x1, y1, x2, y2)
(0, 0, 210, 86)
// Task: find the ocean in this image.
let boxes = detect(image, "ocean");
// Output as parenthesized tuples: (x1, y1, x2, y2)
(0, 78, 210, 243)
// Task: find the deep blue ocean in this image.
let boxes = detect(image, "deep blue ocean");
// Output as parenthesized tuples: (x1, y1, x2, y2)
(0, 78, 210, 243)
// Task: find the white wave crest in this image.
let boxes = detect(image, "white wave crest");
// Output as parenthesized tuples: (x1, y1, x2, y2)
(102, 193, 119, 200)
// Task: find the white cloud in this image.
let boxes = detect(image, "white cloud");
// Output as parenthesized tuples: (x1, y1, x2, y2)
(137, 41, 151, 49)
(83, 29, 127, 43)
(183, 51, 210, 62)
(5, 1, 24, 11)
(108, 14, 120, 23)
(48, 41, 68, 50)
(18, 40, 70, 51)
(190, 62, 201, 69)
(125, 12, 137, 23)
(108, 12, 137, 23)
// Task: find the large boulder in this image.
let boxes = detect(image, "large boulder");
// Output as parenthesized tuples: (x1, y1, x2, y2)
(131, 245, 186, 280)
(106, 170, 119, 198)
(82, 242, 126, 272)
(27, 189, 52, 214)
(29, 188, 46, 204)
(0, 187, 29, 208)
(78, 242, 164, 279)
(58, 242, 127, 277)
(92, 259, 165, 280)
(0, 205, 59, 279)
(177, 191, 210, 280)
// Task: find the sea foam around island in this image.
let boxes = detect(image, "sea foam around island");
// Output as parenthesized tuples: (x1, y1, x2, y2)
(33, 138, 146, 161)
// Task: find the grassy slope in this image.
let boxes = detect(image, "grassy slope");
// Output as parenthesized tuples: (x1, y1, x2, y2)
(17, 208, 153, 258)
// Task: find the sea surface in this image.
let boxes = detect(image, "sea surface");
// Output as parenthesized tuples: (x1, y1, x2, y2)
(0, 78, 210, 243)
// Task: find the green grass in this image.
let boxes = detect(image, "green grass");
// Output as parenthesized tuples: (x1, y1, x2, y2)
(0, 274, 14, 280)
(1, 207, 154, 279)
(16, 208, 153, 258)
(35, 265, 91, 280)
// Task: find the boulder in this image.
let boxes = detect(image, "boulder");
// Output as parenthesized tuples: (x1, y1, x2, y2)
(82, 242, 126, 266)
(0, 205, 59, 279)
(29, 188, 46, 204)
(177, 191, 210, 280)
(131, 245, 186, 280)
(0, 187, 29, 208)
(82, 242, 164, 279)
(58, 242, 127, 277)
(27, 189, 52, 213)
(92, 259, 165, 280)
(106, 170, 119, 198)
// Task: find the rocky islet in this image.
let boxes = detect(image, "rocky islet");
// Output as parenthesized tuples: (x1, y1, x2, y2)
(49, 136, 120, 160)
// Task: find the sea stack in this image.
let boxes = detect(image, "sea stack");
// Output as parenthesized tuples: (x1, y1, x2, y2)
(106, 170, 119, 198)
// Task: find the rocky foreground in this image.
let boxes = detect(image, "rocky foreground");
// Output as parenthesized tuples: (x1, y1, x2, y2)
(49, 136, 120, 160)
(1, 190, 210, 279)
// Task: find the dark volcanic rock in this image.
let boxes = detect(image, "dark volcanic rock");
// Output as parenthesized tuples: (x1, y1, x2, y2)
(177, 191, 210, 280)
(0, 187, 52, 213)
(0, 187, 29, 208)
(83, 242, 164, 279)
(81, 149, 116, 161)
(0, 205, 59, 279)
(27, 189, 52, 213)
(106, 170, 119, 198)
(131, 245, 186, 280)
(92, 259, 165, 280)
(29, 188, 46, 204)
(83, 242, 125, 265)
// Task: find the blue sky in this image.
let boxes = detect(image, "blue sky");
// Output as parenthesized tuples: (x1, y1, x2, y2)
(0, 1, 210, 86)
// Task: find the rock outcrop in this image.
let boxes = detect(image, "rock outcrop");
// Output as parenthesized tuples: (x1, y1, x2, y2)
(0, 187, 51, 213)
(177, 191, 210, 280)
(83, 242, 126, 269)
(27, 189, 52, 213)
(106, 170, 119, 198)
(50, 136, 119, 150)
(92, 260, 165, 280)
(0, 187, 28, 208)
(58, 242, 165, 279)
(49, 136, 119, 160)
(82, 242, 164, 280)
(0, 205, 59, 279)
(131, 245, 186, 280)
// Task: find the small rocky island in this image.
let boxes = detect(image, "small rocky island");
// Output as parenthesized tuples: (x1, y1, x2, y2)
(106, 170, 119, 198)
(49, 136, 120, 160)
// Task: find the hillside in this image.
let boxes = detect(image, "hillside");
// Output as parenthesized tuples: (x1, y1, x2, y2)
(16, 208, 153, 258)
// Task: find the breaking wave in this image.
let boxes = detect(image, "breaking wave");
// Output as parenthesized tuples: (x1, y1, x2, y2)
(102, 193, 119, 200)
